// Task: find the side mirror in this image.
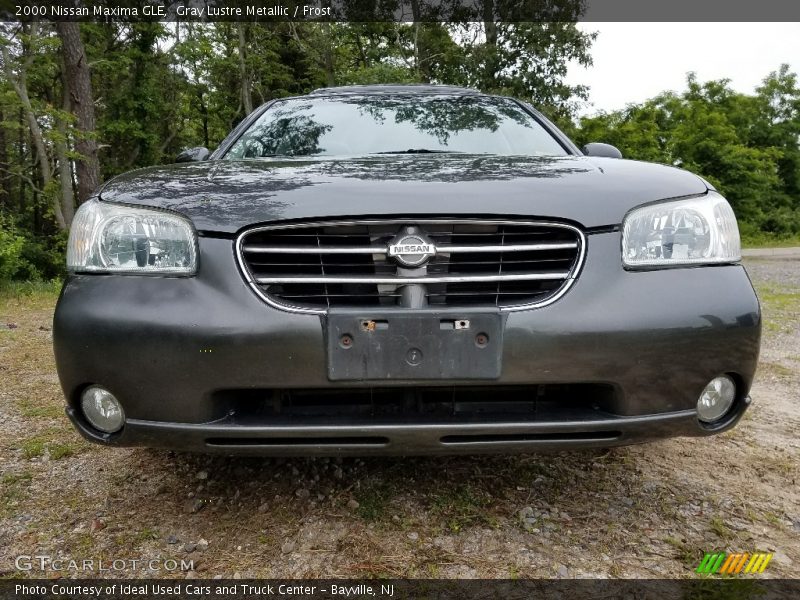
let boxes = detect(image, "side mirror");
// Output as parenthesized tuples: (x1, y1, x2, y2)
(176, 147, 211, 163)
(582, 142, 623, 159)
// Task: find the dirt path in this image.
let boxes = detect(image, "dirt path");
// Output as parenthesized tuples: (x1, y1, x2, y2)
(1, 257, 798, 579)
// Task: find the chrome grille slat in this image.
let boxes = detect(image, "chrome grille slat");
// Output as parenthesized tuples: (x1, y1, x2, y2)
(243, 241, 577, 254)
(255, 272, 570, 284)
(245, 246, 388, 254)
(236, 219, 584, 314)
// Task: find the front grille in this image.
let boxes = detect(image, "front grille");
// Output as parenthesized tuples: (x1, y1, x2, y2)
(237, 219, 584, 313)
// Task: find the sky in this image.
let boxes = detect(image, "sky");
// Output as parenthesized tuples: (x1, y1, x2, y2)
(565, 22, 800, 116)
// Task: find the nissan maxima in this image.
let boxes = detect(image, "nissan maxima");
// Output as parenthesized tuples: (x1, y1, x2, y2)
(53, 84, 760, 455)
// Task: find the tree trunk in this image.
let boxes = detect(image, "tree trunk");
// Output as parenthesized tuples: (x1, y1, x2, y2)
(238, 24, 253, 116)
(482, 0, 499, 89)
(54, 119, 75, 227)
(0, 108, 9, 210)
(322, 23, 335, 87)
(17, 109, 25, 214)
(1, 37, 66, 229)
(56, 58, 75, 227)
(352, 29, 368, 69)
(411, 0, 423, 80)
(32, 144, 41, 234)
(199, 91, 209, 148)
(57, 21, 100, 204)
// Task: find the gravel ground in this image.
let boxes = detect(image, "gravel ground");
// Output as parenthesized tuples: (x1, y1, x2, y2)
(1, 257, 798, 580)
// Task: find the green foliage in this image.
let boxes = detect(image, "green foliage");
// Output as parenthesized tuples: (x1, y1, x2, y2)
(0, 17, 596, 284)
(20, 230, 67, 280)
(576, 68, 800, 238)
(456, 21, 596, 123)
(0, 215, 27, 280)
(5, 17, 799, 284)
(0, 214, 65, 281)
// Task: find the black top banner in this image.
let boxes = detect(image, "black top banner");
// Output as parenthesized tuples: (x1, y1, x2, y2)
(1, 0, 800, 22)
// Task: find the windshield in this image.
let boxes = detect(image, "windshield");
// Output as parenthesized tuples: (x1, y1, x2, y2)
(223, 95, 569, 159)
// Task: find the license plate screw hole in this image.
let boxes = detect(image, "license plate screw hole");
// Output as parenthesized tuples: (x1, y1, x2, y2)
(475, 333, 489, 347)
(340, 334, 353, 348)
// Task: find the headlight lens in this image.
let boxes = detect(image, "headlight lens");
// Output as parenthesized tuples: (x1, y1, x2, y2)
(622, 193, 740, 268)
(67, 199, 197, 274)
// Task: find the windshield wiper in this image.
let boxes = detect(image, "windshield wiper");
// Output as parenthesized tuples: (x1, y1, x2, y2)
(372, 149, 463, 154)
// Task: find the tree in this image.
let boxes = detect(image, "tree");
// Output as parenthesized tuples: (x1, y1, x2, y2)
(576, 71, 799, 237)
(56, 21, 99, 203)
(1, 22, 71, 229)
(0, 17, 602, 279)
(0, 106, 10, 209)
(448, 4, 595, 122)
(237, 24, 253, 116)
(754, 66, 800, 201)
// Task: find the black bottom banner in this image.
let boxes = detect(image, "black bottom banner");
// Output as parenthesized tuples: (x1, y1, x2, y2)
(2, 579, 799, 600)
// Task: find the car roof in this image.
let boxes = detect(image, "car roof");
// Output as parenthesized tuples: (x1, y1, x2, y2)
(308, 84, 481, 97)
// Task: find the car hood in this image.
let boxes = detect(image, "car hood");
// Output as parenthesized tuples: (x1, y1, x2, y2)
(98, 155, 709, 233)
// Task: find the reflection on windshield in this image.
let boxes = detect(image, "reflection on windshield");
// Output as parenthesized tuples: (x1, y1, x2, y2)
(225, 95, 567, 159)
(354, 96, 530, 145)
(233, 107, 333, 158)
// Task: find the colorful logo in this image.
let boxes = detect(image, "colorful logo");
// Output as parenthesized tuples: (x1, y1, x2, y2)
(696, 552, 773, 575)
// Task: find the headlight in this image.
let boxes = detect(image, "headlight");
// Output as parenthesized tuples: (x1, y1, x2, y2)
(622, 193, 740, 268)
(67, 199, 197, 274)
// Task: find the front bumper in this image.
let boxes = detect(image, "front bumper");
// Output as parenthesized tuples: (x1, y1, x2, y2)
(53, 232, 761, 455)
(64, 407, 751, 456)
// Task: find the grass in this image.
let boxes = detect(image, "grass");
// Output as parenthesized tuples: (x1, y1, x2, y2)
(20, 437, 46, 459)
(741, 233, 800, 249)
(757, 286, 800, 312)
(429, 484, 492, 533)
(47, 442, 76, 460)
(18, 435, 78, 460)
(664, 536, 701, 565)
(755, 452, 796, 477)
(17, 401, 64, 419)
(1, 279, 80, 463)
(753, 283, 800, 336)
(757, 361, 795, 379)
(355, 482, 394, 522)
(0, 264, 798, 578)
(1, 471, 33, 486)
(134, 526, 160, 543)
(1, 471, 33, 517)
(709, 516, 734, 541)
(0, 279, 61, 304)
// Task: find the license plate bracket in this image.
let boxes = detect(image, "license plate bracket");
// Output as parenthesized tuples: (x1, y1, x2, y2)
(326, 311, 503, 381)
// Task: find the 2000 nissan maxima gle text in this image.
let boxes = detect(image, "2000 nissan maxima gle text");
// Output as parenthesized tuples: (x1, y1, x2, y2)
(53, 85, 761, 455)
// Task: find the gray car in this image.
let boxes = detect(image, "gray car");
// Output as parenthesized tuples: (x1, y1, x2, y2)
(53, 85, 760, 455)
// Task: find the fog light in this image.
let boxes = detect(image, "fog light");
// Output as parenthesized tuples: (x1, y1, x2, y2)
(697, 376, 736, 423)
(81, 386, 125, 433)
